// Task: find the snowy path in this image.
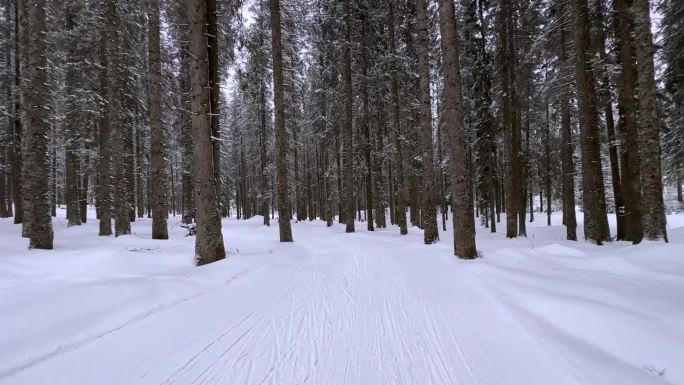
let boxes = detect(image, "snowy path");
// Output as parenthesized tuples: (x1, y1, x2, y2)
(1, 211, 683, 385)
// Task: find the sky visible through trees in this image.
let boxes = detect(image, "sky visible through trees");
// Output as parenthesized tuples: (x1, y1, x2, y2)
(0, 0, 682, 261)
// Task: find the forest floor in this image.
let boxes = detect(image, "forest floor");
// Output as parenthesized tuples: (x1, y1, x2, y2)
(1, 208, 683, 385)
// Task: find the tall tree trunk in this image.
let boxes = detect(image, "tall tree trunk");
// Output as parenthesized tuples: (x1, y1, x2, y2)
(615, 0, 643, 243)
(18, 0, 29, 235)
(388, 0, 407, 235)
(438, 0, 477, 258)
(25, 0, 53, 249)
(343, 0, 355, 233)
(545, 95, 551, 226)
(360, 8, 374, 232)
(147, 0, 169, 239)
(180, 2, 194, 225)
(66, 5, 83, 227)
(417, 0, 438, 244)
(1, 0, 11, 219)
(499, 0, 519, 238)
(259, 84, 270, 226)
(206, 0, 222, 208)
(80, 153, 88, 223)
(135, 126, 144, 219)
(632, 0, 668, 242)
(573, 0, 611, 244)
(188, 0, 226, 263)
(594, 1, 625, 240)
(12, 0, 23, 225)
(558, 1, 576, 240)
(108, 0, 131, 237)
(98, 18, 112, 236)
(270, 0, 293, 242)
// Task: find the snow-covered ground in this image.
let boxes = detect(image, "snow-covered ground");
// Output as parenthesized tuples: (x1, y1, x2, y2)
(1, 208, 683, 385)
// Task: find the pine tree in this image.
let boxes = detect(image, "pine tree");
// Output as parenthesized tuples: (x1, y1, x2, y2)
(342, 0, 355, 233)
(147, 0, 169, 239)
(632, 0, 668, 242)
(25, 0, 53, 249)
(573, 0, 610, 244)
(188, 0, 226, 264)
(270, 0, 293, 242)
(416, 0, 438, 244)
(558, 0, 576, 241)
(388, 0, 408, 236)
(437, 0, 477, 259)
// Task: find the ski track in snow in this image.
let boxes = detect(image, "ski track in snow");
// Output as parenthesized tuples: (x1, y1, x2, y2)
(1, 211, 683, 385)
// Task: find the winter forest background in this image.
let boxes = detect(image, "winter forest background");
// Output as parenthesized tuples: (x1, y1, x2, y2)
(0, 0, 683, 384)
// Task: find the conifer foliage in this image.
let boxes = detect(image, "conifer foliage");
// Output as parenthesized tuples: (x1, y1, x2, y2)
(0, 0, 677, 263)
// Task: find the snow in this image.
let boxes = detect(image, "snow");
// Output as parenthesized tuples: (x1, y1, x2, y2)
(1, 208, 683, 385)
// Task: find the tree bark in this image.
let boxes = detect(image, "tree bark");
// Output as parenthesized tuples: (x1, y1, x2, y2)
(558, 1, 576, 240)
(147, 0, 169, 239)
(18, 0, 29, 235)
(188, 0, 227, 263)
(615, 0, 643, 243)
(180, 2, 194, 225)
(65, 3, 82, 227)
(388, 0, 407, 235)
(360, 7, 374, 232)
(270, 0, 293, 242)
(417, 0, 438, 244)
(498, 0, 519, 238)
(437, 0, 477, 258)
(573, 0, 611, 244)
(632, 0, 668, 242)
(594, 1, 624, 240)
(12, 0, 23, 225)
(26, 0, 53, 249)
(98, 12, 112, 236)
(206, 0, 222, 208)
(343, 0, 355, 233)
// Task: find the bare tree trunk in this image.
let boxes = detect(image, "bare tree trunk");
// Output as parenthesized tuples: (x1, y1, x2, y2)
(97, 18, 112, 236)
(180, 3, 194, 225)
(1, 0, 12, 219)
(545, 95, 551, 226)
(388, 0, 407, 236)
(206, 0, 221, 209)
(108, 0, 131, 237)
(12, 0, 23, 225)
(360, 7, 374, 232)
(65, 4, 82, 226)
(417, 0, 438, 244)
(375, 96, 387, 229)
(188, 0, 226, 263)
(26, 0, 53, 249)
(573, 0, 611, 244)
(615, 0, 643, 244)
(270, 0, 293, 242)
(18, 0, 29, 236)
(147, 0, 169, 239)
(498, 0, 519, 238)
(259, 85, 270, 226)
(136, 126, 144, 219)
(438, 0, 477, 258)
(632, 0, 668, 242)
(80, 153, 88, 223)
(343, 0, 355, 233)
(558, 1, 576, 240)
(594, 1, 624, 240)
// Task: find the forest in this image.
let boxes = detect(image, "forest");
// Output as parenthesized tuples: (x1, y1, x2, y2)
(0, 0, 682, 261)
(0, 0, 683, 384)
